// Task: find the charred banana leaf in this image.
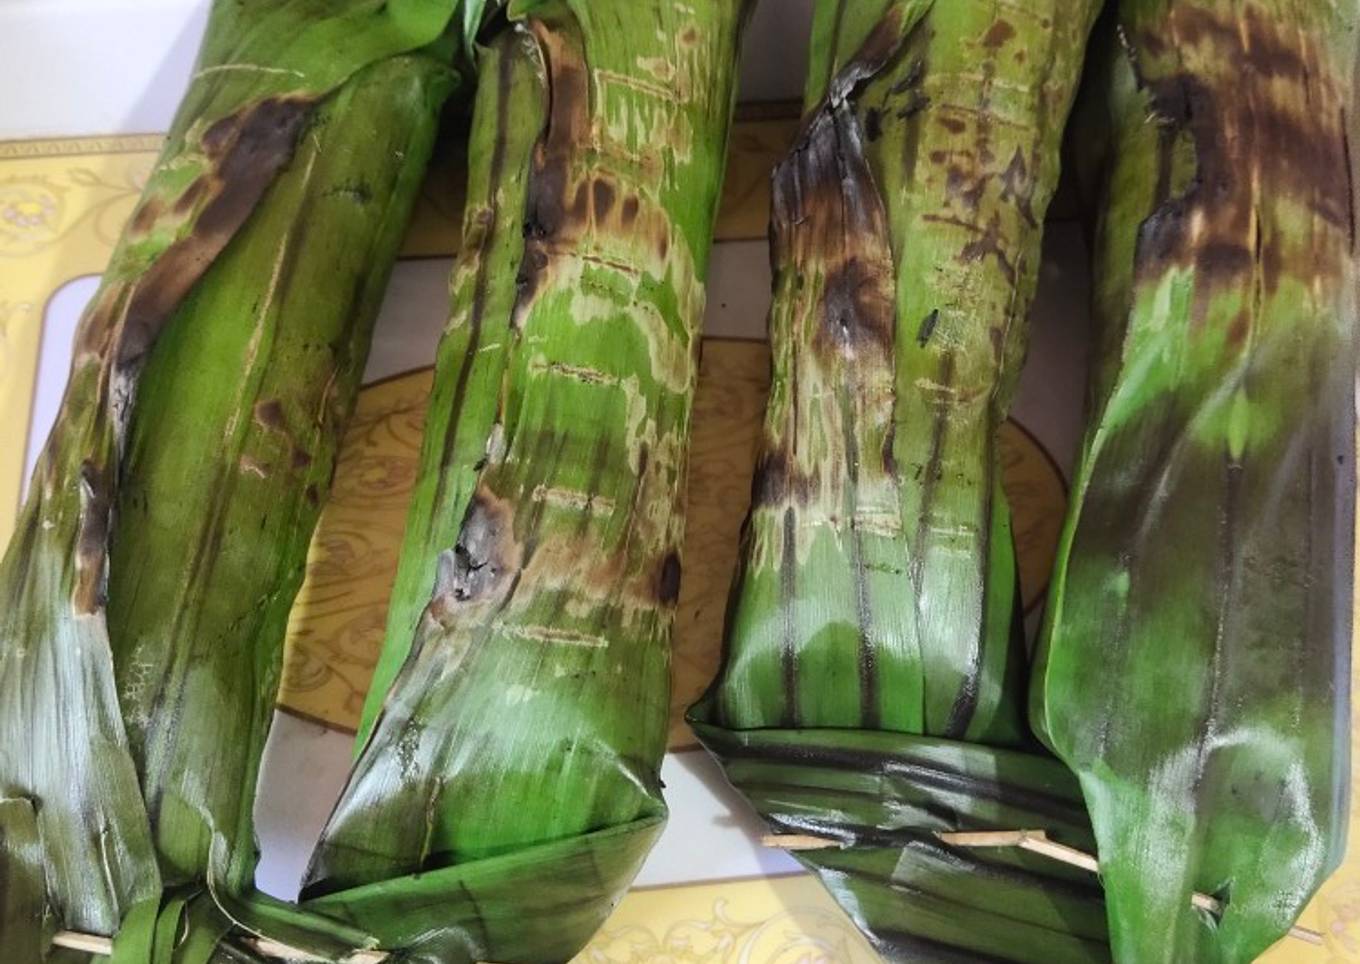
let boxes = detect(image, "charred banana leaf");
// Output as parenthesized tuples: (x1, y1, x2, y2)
(689, 0, 1103, 959)
(300, 1, 749, 960)
(1031, 3, 1357, 960)
(0, 0, 477, 953)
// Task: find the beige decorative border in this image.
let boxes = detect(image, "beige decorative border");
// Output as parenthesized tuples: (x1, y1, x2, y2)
(0, 134, 165, 159)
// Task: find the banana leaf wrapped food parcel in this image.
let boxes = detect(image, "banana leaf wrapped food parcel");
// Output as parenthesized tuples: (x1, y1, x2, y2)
(2, 0, 751, 958)
(301, 1, 751, 958)
(4, 0, 1354, 959)
(0, 0, 479, 957)
(689, 0, 1107, 959)
(1030, 1, 1358, 961)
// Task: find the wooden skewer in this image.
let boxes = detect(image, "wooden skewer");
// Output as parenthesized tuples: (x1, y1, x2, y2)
(242, 937, 389, 964)
(760, 832, 842, 851)
(51, 931, 113, 955)
(51, 930, 389, 962)
(762, 829, 1325, 947)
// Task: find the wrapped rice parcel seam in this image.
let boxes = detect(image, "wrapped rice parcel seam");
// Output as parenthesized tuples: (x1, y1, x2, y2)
(0, 0, 485, 954)
(688, 0, 1105, 959)
(300, 2, 750, 961)
(1031, 2, 1358, 960)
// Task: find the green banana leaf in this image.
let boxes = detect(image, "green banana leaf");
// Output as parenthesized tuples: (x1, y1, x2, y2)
(691, 722, 1109, 963)
(0, 0, 487, 955)
(1030, 2, 1357, 960)
(689, 0, 1103, 958)
(298, 1, 750, 960)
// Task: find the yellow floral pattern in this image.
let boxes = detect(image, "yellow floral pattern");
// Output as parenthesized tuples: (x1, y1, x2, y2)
(579, 877, 879, 964)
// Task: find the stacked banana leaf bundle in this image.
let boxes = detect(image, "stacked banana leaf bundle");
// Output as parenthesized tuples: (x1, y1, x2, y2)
(689, 0, 1111, 959)
(0, 0, 749, 960)
(693, 0, 1355, 962)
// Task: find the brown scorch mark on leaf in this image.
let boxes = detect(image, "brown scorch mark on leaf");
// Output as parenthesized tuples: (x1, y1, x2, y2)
(981, 20, 1016, 49)
(1131, 4, 1350, 302)
(173, 178, 210, 217)
(819, 255, 895, 357)
(656, 551, 682, 606)
(130, 199, 163, 235)
(61, 96, 315, 623)
(114, 97, 313, 373)
(751, 445, 815, 507)
(592, 178, 616, 218)
(958, 213, 1017, 282)
(427, 488, 521, 627)
(253, 399, 287, 432)
(72, 460, 112, 614)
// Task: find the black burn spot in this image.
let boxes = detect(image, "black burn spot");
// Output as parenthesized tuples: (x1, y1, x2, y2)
(436, 491, 514, 608)
(864, 107, 883, 142)
(523, 155, 566, 240)
(592, 178, 615, 218)
(254, 399, 287, 433)
(751, 445, 813, 506)
(916, 308, 940, 346)
(73, 460, 112, 614)
(882, 421, 899, 479)
(656, 551, 682, 606)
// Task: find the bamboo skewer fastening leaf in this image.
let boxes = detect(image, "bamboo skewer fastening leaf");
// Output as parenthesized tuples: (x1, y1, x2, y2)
(1031, 2, 1358, 960)
(689, 0, 1104, 959)
(764, 829, 1326, 945)
(298, 2, 750, 961)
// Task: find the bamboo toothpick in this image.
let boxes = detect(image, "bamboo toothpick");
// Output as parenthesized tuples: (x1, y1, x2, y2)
(51, 930, 389, 962)
(760, 832, 841, 851)
(761, 829, 1325, 946)
(52, 931, 113, 955)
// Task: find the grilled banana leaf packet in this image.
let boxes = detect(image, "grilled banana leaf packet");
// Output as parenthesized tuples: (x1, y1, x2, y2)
(689, 0, 1108, 960)
(0, 0, 486, 957)
(299, 1, 751, 961)
(1031, 2, 1357, 960)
